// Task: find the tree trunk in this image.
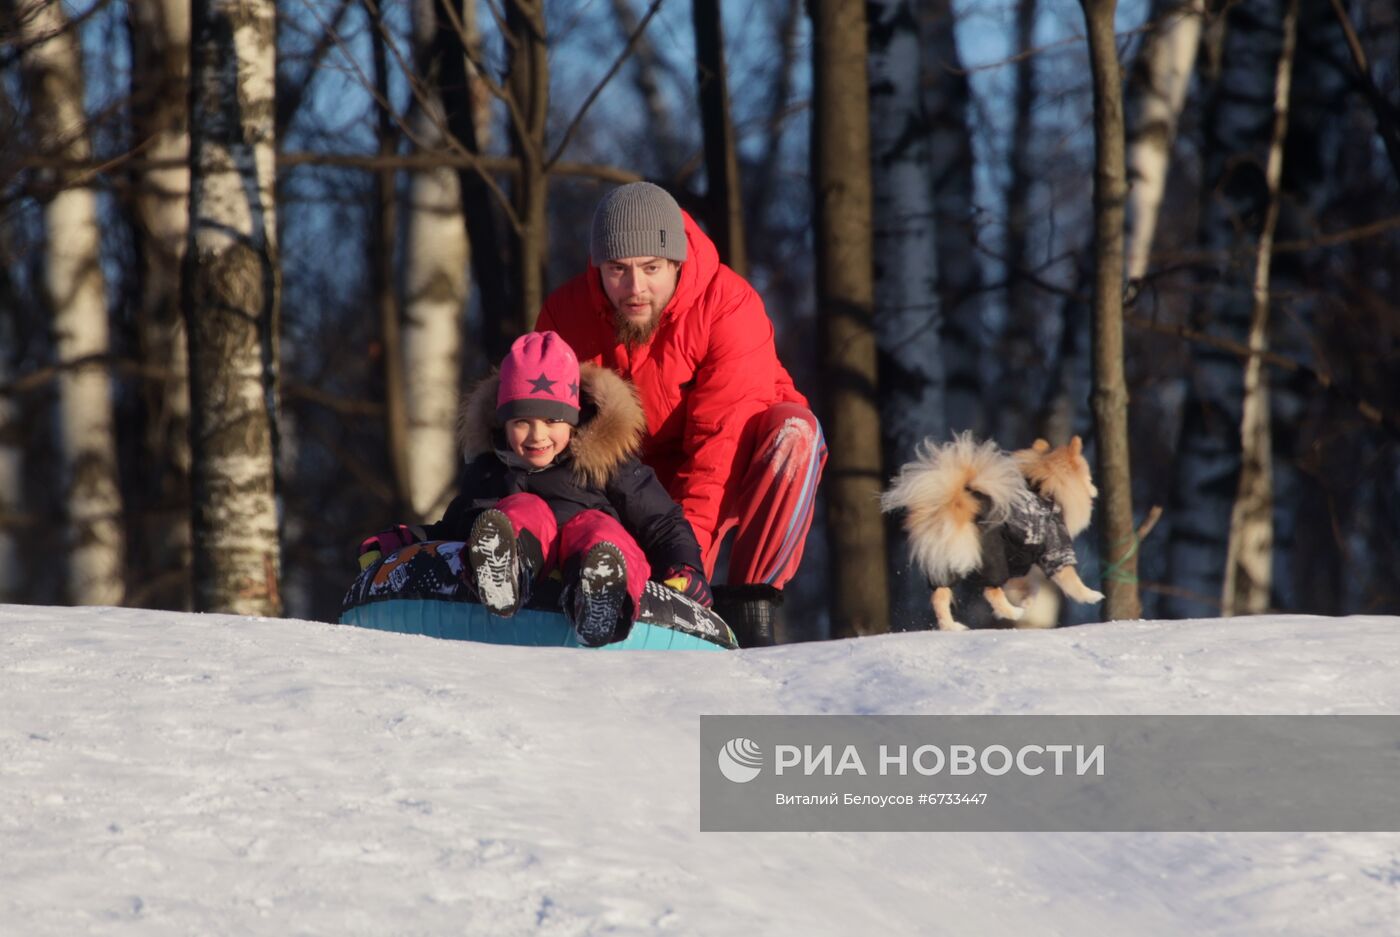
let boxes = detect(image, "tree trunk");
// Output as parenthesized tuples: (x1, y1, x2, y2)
(0, 313, 19, 602)
(369, 1, 412, 519)
(1163, 0, 1286, 619)
(403, 0, 469, 525)
(996, 0, 1041, 448)
(1222, 0, 1299, 616)
(129, 0, 193, 609)
(918, 0, 986, 435)
(434, 0, 512, 359)
(692, 0, 748, 276)
(811, 0, 889, 637)
(12, 0, 126, 605)
(507, 0, 548, 331)
(1124, 0, 1204, 284)
(185, 0, 283, 616)
(1079, 0, 1142, 621)
(868, 0, 944, 629)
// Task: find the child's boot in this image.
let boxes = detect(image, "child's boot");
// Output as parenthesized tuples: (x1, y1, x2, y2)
(467, 509, 533, 617)
(567, 541, 630, 647)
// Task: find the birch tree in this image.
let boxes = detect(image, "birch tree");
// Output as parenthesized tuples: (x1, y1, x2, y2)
(184, 0, 282, 616)
(1222, 0, 1299, 616)
(12, 0, 126, 605)
(1079, 0, 1142, 621)
(812, 0, 889, 636)
(402, 0, 469, 524)
(1164, 0, 1286, 619)
(868, 0, 944, 628)
(129, 0, 193, 608)
(1124, 0, 1204, 284)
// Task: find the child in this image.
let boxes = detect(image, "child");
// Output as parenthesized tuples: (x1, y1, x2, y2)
(359, 331, 711, 646)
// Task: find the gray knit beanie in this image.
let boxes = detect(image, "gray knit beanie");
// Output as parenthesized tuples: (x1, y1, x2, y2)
(590, 182, 687, 265)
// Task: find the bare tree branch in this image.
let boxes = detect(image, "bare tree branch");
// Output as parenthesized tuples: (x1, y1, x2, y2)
(545, 0, 666, 170)
(1327, 0, 1400, 183)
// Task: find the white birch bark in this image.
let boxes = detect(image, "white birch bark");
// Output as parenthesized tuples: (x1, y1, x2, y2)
(1164, 0, 1282, 619)
(403, 0, 468, 523)
(14, 0, 125, 605)
(1124, 0, 1204, 283)
(1222, 0, 1298, 616)
(130, 0, 193, 607)
(869, 0, 946, 628)
(185, 0, 282, 616)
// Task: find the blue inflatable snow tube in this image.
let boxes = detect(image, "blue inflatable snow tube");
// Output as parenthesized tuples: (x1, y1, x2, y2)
(340, 597, 732, 650)
(339, 541, 736, 651)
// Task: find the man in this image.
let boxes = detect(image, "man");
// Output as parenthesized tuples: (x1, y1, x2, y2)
(536, 182, 825, 647)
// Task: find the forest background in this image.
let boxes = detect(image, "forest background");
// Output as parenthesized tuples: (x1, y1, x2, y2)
(1, 0, 1396, 638)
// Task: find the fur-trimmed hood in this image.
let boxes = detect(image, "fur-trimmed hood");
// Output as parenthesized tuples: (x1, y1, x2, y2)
(457, 362, 645, 489)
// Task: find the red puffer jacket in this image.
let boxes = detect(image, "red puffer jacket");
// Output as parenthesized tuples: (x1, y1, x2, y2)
(536, 211, 807, 557)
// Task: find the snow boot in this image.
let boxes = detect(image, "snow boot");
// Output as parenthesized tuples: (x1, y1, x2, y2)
(713, 584, 783, 647)
(466, 509, 539, 617)
(565, 541, 631, 647)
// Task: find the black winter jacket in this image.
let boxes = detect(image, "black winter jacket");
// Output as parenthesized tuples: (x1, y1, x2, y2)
(953, 487, 1077, 590)
(422, 364, 703, 577)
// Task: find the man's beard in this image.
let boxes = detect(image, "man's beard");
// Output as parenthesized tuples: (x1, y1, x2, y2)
(613, 304, 661, 346)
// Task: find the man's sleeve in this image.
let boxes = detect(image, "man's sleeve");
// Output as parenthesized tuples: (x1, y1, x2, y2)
(674, 285, 780, 556)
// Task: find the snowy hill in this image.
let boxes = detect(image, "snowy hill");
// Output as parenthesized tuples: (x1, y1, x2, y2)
(3, 605, 1398, 936)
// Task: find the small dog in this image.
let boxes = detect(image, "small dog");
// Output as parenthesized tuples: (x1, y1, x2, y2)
(881, 433, 1104, 631)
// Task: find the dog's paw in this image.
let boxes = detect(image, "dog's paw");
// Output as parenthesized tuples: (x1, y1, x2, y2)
(1082, 588, 1105, 603)
(936, 619, 970, 632)
(984, 587, 1024, 621)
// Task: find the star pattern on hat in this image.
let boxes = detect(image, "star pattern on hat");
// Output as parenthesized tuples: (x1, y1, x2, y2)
(528, 374, 556, 394)
(568, 381, 578, 400)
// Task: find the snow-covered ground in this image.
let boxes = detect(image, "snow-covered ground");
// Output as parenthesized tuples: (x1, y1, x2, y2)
(3, 605, 1398, 935)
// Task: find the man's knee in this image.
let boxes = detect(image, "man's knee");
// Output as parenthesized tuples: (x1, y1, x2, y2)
(752, 404, 824, 483)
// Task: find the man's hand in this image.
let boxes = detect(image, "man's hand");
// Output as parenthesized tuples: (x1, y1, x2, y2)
(357, 524, 425, 570)
(662, 564, 713, 607)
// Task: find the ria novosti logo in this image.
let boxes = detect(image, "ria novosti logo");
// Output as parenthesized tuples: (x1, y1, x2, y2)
(717, 737, 763, 783)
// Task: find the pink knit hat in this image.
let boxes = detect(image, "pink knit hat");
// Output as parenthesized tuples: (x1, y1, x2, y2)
(497, 331, 581, 425)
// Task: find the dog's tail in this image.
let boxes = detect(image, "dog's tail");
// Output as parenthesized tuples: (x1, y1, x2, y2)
(880, 433, 1026, 584)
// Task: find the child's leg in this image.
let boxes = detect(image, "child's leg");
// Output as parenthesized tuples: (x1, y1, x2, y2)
(468, 494, 557, 616)
(493, 493, 559, 573)
(558, 510, 651, 616)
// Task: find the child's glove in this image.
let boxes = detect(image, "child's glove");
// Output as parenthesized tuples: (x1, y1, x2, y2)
(662, 564, 713, 607)
(357, 524, 425, 570)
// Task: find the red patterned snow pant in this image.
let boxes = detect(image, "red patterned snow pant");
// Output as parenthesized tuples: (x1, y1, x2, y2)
(493, 493, 650, 615)
(701, 402, 827, 589)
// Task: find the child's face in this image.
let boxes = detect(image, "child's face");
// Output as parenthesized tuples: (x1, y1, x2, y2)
(506, 418, 573, 467)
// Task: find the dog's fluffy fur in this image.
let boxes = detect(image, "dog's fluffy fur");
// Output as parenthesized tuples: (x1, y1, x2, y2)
(1013, 437, 1097, 538)
(882, 433, 1104, 631)
(880, 434, 1025, 586)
